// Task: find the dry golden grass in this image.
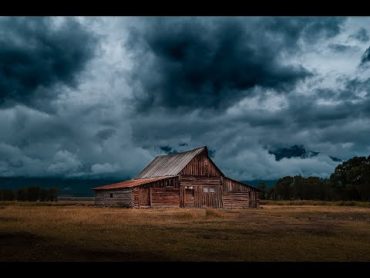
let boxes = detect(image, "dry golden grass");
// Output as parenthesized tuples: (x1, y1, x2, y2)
(1, 202, 370, 261)
(261, 200, 370, 207)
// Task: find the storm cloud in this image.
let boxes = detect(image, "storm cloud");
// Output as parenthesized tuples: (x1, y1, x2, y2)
(350, 27, 370, 42)
(360, 46, 370, 65)
(127, 17, 346, 111)
(1, 17, 370, 181)
(0, 17, 97, 106)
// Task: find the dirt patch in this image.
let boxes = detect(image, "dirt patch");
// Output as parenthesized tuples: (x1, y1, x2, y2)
(0, 231, 170, 261)
(0, 231, 45, 250)
(0, 216, 19, 222)
(77, 249, 170, 261)
(0, 232, 81, 261)
(291, 212, 370, 222)
(197, 233, 230, 240)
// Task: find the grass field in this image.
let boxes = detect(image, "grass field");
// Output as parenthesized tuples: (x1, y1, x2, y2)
(1, 201, 370, 261)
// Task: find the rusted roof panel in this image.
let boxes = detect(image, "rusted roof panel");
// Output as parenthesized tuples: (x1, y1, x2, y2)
(93, 176, 175, 190)
(136, 146, 207, 178)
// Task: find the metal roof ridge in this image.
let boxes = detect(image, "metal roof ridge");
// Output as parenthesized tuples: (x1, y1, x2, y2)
(156, 145, 207, 157)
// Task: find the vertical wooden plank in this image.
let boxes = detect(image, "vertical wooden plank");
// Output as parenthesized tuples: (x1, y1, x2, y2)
(181, 185, 184, 208)
(149, 187, 152, 208)
(136, 188, 140, 208)
(197, 186, 201, 208)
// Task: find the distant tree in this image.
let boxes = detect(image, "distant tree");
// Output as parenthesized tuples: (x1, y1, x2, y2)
(39, 188, 48, 201)
(6, 189, 15, 201)
(273, 175, 329, 200)
(330, 156, 370, 201)
(320, 180, 334, 201)
(275, 176, 294, 200)
(292, 175, 304, 199)
(0, 186, 59, 202)
(269, 155, 370, 201)
(303, 177, 324, 200)
(256, 182, 268, 199)
(47, 188, 58, 201)
(0, 189, 15, 201)
(268, 187, 277, 200)
(17, 188, 28, 201)
(27, 187, 40, 201)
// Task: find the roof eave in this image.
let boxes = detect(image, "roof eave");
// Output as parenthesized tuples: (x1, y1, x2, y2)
(92, 175, 178, 191)
(224, 176, 261, 191)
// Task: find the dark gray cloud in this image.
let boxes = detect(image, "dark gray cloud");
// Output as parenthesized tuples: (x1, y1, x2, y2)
(268, 145, 319, 161)
(159, 145, 172, 153)
(262, 17, 344, 45)
(350, 28, 370, 42)
(360, 46, 370, 65)
(126, 17, 345, 111)
(329, 43, 354, 52)
(0, 17, 97, 105)
(95, 128, 116, 141)
(330, 156, 342, 162)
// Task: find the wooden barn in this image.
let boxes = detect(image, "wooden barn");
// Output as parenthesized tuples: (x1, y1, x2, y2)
(93, 146, 260, 208)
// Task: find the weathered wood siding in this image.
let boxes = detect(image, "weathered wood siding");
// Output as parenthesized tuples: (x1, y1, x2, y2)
(249, 190, 259, 208)
(131, 176, 180, 208)
(180, 151, 222, 177)
(180, 176, 223, 208)
(152, 176, 180, 208)
(151, 187, 180, 208)
(95, 189, 133, 207)
(132, 187, 151, 208)
(222, 192, 249, 209)
(222, 177, 259, 208)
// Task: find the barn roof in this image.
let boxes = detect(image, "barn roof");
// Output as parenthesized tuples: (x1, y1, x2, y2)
(93, 176, 175, 191)
(224, 176, 261, 192)
(136, 146, 210, 178)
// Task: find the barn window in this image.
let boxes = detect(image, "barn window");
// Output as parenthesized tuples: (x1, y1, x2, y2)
(166, 179, 174, 188)
(110, 193, 113, 198)
(203, 187, 209, 193)
(209, 187, 215, 193)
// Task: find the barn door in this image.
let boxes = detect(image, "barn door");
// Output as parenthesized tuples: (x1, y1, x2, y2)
(184, 186, 195, 207)
(139, 188, 150, 208)
(202, 186, 219, 208)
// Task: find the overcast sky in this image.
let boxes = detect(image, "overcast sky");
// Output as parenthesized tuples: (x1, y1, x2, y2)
(1, 16, 370, 180)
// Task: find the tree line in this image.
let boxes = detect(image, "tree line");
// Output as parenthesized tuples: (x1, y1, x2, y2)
(257, 156, 370, 201)
(0, 187, 58, 201)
